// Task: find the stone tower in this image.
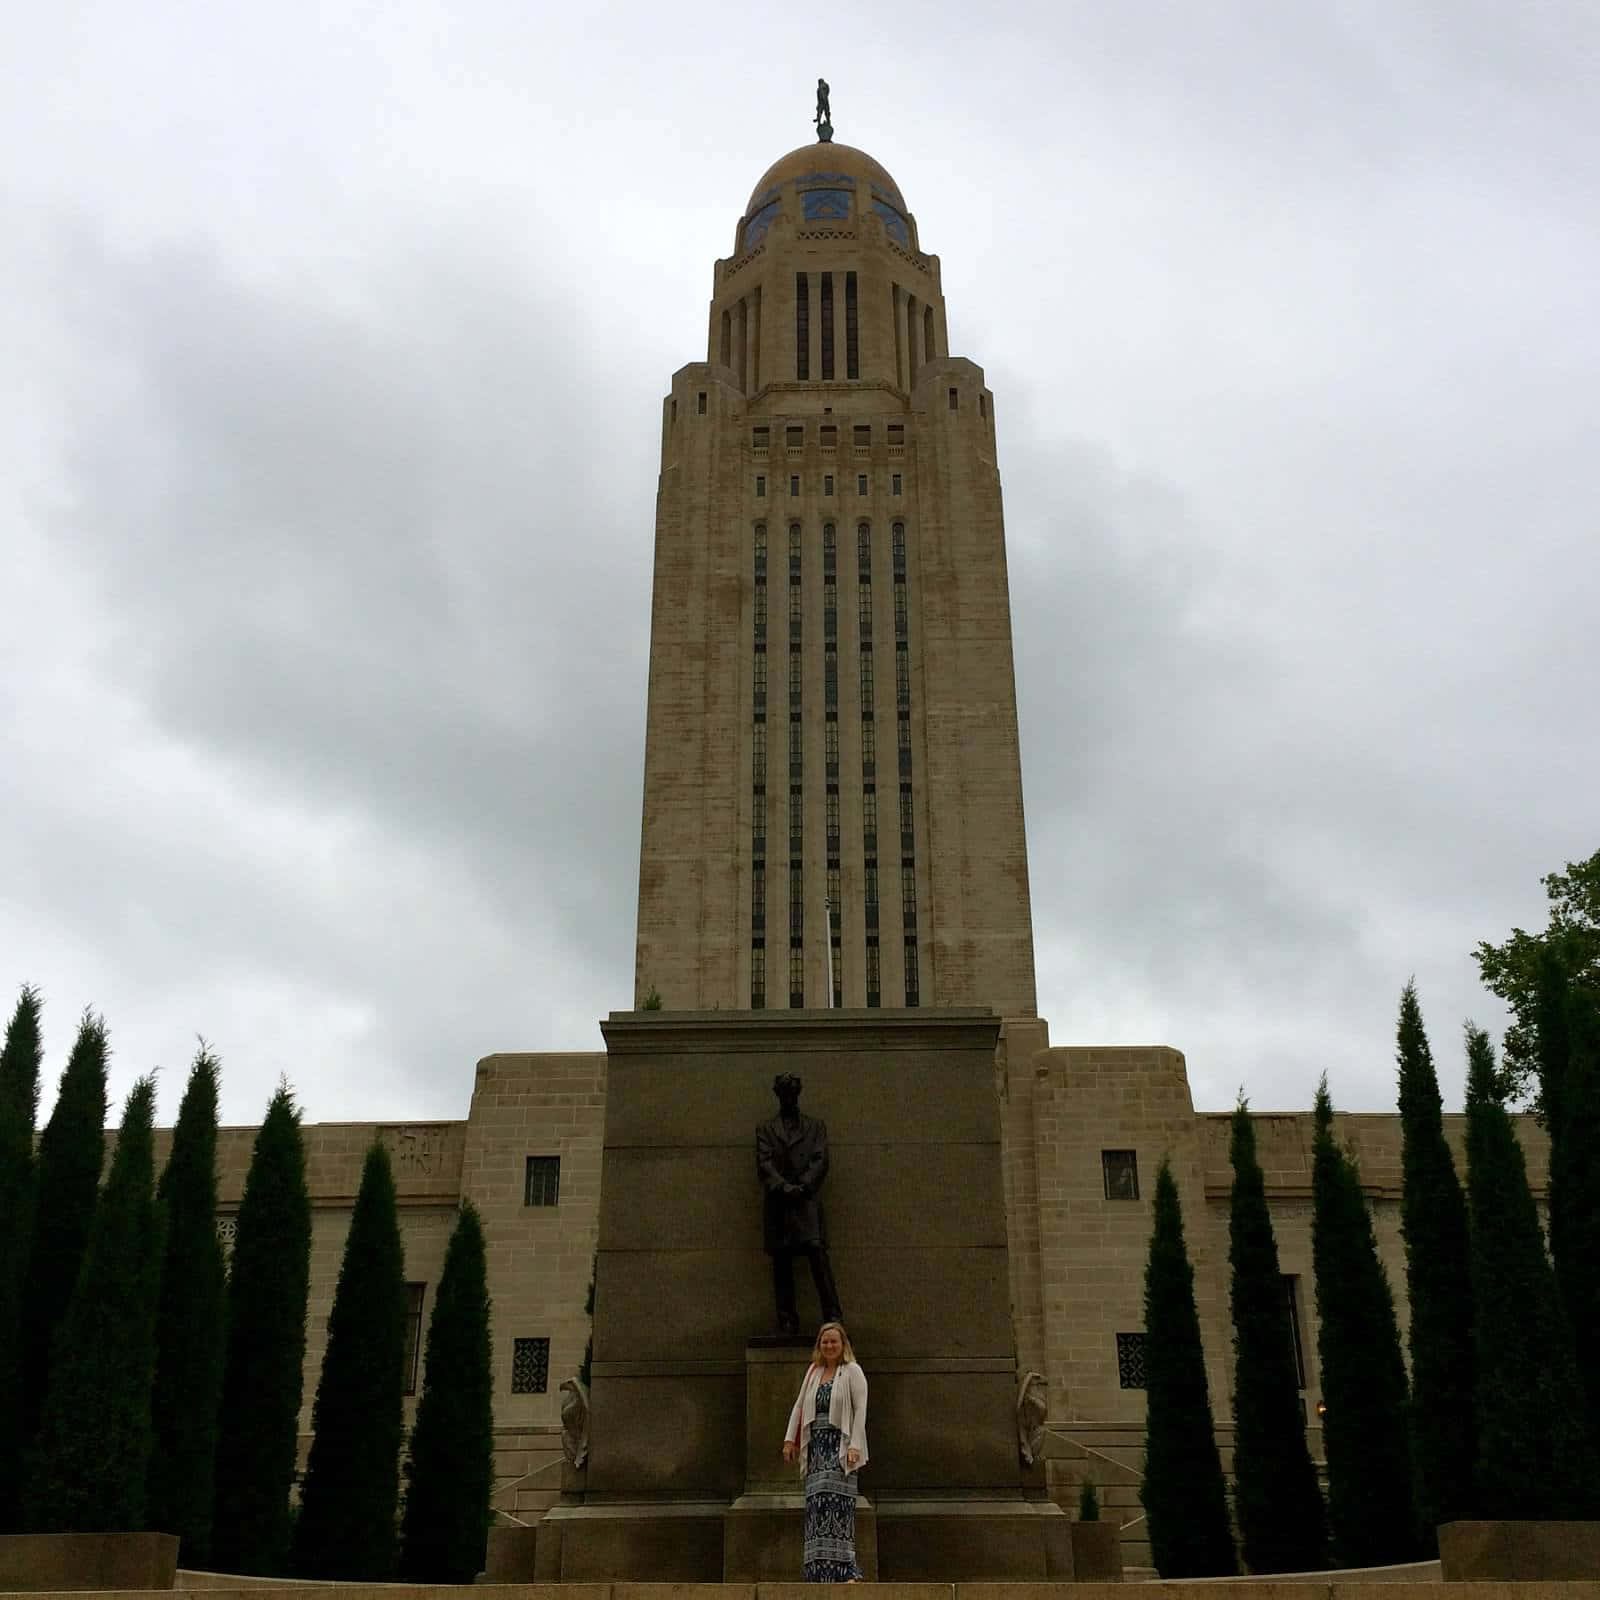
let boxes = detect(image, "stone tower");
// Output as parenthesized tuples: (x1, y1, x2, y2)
(635, 136, 1038, 1019)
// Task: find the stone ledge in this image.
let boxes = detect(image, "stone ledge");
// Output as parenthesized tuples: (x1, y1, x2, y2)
(0, 1532, 179, 1591)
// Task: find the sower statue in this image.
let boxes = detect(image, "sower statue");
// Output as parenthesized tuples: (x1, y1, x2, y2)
(756, 1073, 843, 1335)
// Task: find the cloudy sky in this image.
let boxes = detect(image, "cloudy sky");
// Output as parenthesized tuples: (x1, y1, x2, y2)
(4, 1, 1596, 1127)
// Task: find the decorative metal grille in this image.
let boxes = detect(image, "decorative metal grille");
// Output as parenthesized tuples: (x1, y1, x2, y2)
(524, 1155, 560, 1207)
(215, 1214, 237, 1255)
(512, 1336, 550, 1394)
(1116, 1331, 1148, 1390)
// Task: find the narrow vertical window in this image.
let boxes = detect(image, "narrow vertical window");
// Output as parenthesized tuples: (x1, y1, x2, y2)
(698, 391, 707, 414)
(720, 310, 731, 369)
(756, 476, 766, 498)
(845, 272, 859, 379)
(751, 943, 765, 1009)
(825, 718, 839, 775)
(948, 386, 958, 411)
(790, 475, 800, 497)
(795, 273, 809, 381)
(892, 473, 902, 496)
(865, 939, 880, 1007)
(820, 272, 835, 381)
(790, 864, 804, 933)
(752, 722, 766, 785)
(904, 938, 919, 1006)
(924, 305, 935, 362)
(857, 474, 868, 497)
(752, 862, 766, 927)
(824, 474, 834, 496)
(789, 944, 804, 1009)
(403, 1283, 425, 1394)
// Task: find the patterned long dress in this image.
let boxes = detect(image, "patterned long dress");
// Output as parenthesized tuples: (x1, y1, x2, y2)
(803, 1376, 863, 1582)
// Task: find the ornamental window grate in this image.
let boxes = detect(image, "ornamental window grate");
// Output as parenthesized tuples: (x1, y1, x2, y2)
(1116, 1331, 1147, 1390)
(525, 1155, 561, 1206)
(512, 1336, 550, 1393)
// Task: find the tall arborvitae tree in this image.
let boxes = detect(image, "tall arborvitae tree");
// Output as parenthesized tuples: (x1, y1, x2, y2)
(1227, 1101, 1326, 1572)
(0, 986, 44, 1529)
(1311, 1079, 1421, 1566)
(1395, 982, 1476, 1539)
(1140, 1158, 1235, 1578)
(19, 1012, 108, 1450)
(293, 1142, 407, 1580)
(25, 1076, 163, 1532)
(400, 1201, 494, 1584)
(211, 1086, 312, 1577)
(1549, 972, 1600, 1436)
(1463, 1025, 1600, 1515)
(146, 1046, 227, 1563)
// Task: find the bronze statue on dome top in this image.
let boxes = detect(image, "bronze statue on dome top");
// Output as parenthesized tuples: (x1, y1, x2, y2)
(814, 78, 833, 143)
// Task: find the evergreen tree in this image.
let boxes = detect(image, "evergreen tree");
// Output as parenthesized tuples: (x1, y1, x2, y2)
(400, 1201, 494, 1583)
(146, 1045, 227, 1563)
(1548, 972, 1600, 1436)
(19, 1012, 108, 1451)
(1394, 982, 1476, 1538)
(25, 1076, 163, 1532)
(1227, 1100, 1326, 1572)
(0, 986, 44, 1529)
(1140, 1158, 1235, 1578)
(211, 1086, 311, 1576)
(293, 1142, 407, 1579)
(1463, 1025, 1599, 1515)
(1311, 1078, 1420, 1566)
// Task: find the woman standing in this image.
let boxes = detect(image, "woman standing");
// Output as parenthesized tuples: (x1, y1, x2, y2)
(783, 1321, 868, 1582)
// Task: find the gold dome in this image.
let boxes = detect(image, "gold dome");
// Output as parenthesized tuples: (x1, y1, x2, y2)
(745, 142, 906, 215)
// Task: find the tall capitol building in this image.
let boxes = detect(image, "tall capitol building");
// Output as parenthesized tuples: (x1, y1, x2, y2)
(175, 109, 1551, 1575)
(635, 125, 1037, 1019)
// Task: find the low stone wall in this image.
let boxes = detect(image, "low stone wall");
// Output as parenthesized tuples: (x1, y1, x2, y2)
(1438, 1520, 1600, 1581)
(0, 1532, 178, 1591)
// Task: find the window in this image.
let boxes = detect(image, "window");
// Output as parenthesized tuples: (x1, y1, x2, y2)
(756, 476, 766, 497)
(862, 718, 876, 767)
(789, 582, 801, 623)
(403, 1283, 425, 1395)
(859, 651, 874, 703)
(857, 474, 868, 496)
(892, 473, 902, 496)
(892, 522, 906, 565)
(863, 787, 877, 840)
(789, 522, 801, 569)
(825, 790, 840, 843)
(786, 425, 804, 450)
(789, 789, 803, 845)
(1116, 1332, 1147, 1390)
(979, 393, 988, 419)
(948, 386, 958, 411)
(845, 272, 859, 379)
(790, 865, 804, 934)
(752, 862, 765, 925)
(752, 425, 770, 449)
(697, 391, 707, 415)
(864, 864, 878, 907)
(525, 1155, 561, 1206)
(899, 785, 914, 833)
(820, 424, 837, 450)
(671, 397, 678, 423)
(751, 943, 765, 1008)
(824, 474, 834, 497)
(754, 522, 767, 570)
(824, 648, 837, 706)
(853, 425, 871, 448)
(795, 273, 809, 381)
(752, 722, 766, 784)
(865, 939, 880, 1007)
(904, 938, 919, 1005)
(895, 648, 910, 707)
(1102, 1149, 1139, 1201)
(825, 719, 839, 773)
(789, 945, 804, 1008)
(888, 423, 904, 447)
(894, 581, 907, 636)
(788, 719, 802, 764)
(1283, 1275, 1308, 1390)
(753, 586, 767, 630)
(858, 581, 873, 633)
(857, 523, 871, 570)
(790, 475, 800, 497)
(788, 652, 801, 702)
(823, 522, 836, 573)
(753, 653, 767, 704)
(512, 1336, 550, 1394)
(820, 273, 834, 381)
(901, 863, 917, 918)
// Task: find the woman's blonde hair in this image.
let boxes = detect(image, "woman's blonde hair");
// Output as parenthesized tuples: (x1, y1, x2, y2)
(810, 1320, 856, 1364)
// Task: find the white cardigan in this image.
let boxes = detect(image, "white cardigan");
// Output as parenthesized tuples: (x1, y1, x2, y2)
(784, 1359, 869, 1472)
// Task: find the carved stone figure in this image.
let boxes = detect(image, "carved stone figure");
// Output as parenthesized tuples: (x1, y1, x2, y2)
(559, 1375, 590, 1469)
(1016, 1369, 1048, 1466)
(756, 1073, 843, 1335)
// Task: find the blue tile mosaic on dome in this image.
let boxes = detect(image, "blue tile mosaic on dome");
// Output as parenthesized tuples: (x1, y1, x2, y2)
(797, 173, 857, 188)
(871, 198, 909, 247)
(870, 180, 906, 207)
(802, 189, 852, 222)
(743, 200, 781, 251)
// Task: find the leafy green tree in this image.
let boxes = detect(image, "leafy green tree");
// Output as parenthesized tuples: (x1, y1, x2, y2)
(25, 1077, 163, 1532)
(1394, 983, 1476, 1538)
(1140, 1158, 1235, 1578)
(19, 1012, 108, 1451)
(211, 1086, 311, 1576)
(293, 1142, 407, 1579)
(1474, 848, 1600, 1113)
(1463, 1025, 1599, 1515)
(1311, 1079, 1420, 1566)
(1227, 1101, 1326, 1572)
(0, 986, 44, 1529)
(146, 1045, 227, 1563)
(400, 1201, 494, 1583)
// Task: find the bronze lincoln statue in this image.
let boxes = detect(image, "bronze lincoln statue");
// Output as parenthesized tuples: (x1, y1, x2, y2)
(756, 1073, 843, 1335)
